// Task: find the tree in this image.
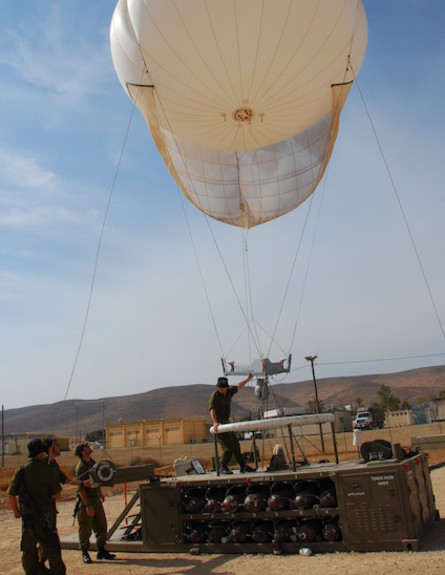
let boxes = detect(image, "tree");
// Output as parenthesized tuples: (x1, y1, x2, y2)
(308, 398, 325, 413)
(355, 397, 365, 410)
(85, 429, 105, 442)
(377, 384, 401, 411)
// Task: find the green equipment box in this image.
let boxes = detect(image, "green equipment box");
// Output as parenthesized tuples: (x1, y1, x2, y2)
(139, 453, 437, 554)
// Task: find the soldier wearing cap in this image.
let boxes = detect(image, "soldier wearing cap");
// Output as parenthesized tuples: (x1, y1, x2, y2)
(37, 438, 92, 572)
(74, 442, 116, 564)
(7, 438, 66, 575)
(209, 373, 255, 474)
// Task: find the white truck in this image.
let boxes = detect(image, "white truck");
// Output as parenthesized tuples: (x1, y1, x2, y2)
(353, 407, 385, 430)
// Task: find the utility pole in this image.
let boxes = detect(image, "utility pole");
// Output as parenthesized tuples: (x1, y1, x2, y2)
(305, 355, 325, 453)
(1, 404, 4, 468)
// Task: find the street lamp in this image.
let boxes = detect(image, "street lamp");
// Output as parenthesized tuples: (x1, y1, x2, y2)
(305, 355, 325, 453)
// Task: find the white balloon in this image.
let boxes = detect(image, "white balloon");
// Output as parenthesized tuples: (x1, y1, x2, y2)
(110, 0, 367, 228)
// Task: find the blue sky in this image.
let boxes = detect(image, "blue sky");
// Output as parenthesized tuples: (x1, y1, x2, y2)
(1, 1, 445, 410)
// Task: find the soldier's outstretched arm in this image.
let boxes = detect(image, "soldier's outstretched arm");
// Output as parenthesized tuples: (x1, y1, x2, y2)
(236, 373, 253, 390)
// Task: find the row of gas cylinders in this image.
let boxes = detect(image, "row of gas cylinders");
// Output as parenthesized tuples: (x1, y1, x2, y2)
(182, 481, 337, 514)
(184, 517, 342, 545)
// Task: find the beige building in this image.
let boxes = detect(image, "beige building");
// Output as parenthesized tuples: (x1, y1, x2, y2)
(385, 409, 415, 428)
(106, 417, 208, 448)
(3, 434, 70, 455)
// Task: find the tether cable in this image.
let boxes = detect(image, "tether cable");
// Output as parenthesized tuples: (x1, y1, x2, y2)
(50, 97, 138, 464)
(58, 99, 138, 422)
(175, 190, 225, 358)
(152, 92, 263, 361)
(287, 171, 329, 357)
(242, 228, 264, 359)
(267, 57, 353, 360)
(349, 58, 445, 343)
(266, 192, 316, 359)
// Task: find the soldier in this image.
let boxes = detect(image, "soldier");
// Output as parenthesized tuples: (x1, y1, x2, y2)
(209, 373, 255, 474)
(43, 438, 68, 485)
(38, 437, 91, 572)
(74, 442, 116, 564)
(7, 437, 66, 575)
(43, 437, 90, 487)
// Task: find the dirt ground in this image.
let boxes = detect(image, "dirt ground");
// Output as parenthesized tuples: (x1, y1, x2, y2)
(2, 425, 445, 574)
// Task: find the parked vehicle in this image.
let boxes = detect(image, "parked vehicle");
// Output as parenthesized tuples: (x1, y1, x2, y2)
(353, 407, 385, 430)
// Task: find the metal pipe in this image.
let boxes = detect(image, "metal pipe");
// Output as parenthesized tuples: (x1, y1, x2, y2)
(305, 355, 326, 453)
(210, 413, 334, 434)
(287, 424, 296, 471)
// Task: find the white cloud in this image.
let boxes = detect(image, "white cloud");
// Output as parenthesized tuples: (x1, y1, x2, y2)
(0, 148, 58, 191)
(1, 5, 113, 107)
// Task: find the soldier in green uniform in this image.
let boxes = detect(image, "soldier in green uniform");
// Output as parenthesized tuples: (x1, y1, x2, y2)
(43, 438, 68, 485)
(7, 437, 66, 575)
(209, 373, 255, 474)
(74, 442, 116, 564)
(38, 437, 92, 571)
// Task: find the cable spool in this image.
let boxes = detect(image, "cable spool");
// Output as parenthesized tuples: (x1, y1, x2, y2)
(230, 521, 251, 543)
(205, 486, 226, 514)
(243, 484, 270, 512)
(92, 460, 116, 484)
(296, 518, 322, 542)
(322, 520, 342, 542)
(318, 489, 337, 508)
(183, 487, 206, 514)
(184, 522, 208, 544)
(294, 481, 320, 510)
(268, 482, 294, 511)
(207, 522, 229, 544)
(273, 520, 299, 543)
(317, 479, 337, 508)
(251, 521, 274, 543)
(222, 485, 246, 513)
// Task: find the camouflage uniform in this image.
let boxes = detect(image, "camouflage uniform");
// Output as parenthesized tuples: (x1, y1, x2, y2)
(209, 386, 244, 468)
(75, 458, 108, 551)
(7, 457, 66, 575)
(38, 459, 68, 568)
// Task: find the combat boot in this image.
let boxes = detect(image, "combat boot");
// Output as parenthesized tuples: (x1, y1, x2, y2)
(96, 547, 116, 560)
(240, 464, 256, 473)
(82, 551, 93, 564)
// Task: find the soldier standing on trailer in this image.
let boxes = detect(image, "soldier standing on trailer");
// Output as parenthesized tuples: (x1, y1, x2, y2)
(74, 442, 116, 564)
(7, 438, 66, 575)
(209, 373, 255, 474)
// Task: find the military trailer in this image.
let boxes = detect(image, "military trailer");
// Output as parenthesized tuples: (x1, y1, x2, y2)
(61, 416, 438, 555)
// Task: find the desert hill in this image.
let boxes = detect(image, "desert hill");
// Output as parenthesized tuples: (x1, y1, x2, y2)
(4, 365, 445, 438)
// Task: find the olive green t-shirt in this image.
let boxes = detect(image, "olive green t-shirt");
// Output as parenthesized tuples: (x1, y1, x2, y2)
(209, 386, 238, 422)
(7, 457, 61, 517)
(75, 458, 100, 499)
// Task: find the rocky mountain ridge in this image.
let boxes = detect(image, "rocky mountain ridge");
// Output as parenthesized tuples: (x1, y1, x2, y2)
(4, 365, 445, 437)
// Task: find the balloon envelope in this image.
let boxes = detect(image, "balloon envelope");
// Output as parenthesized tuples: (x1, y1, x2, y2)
(110, 0, 367, 228)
